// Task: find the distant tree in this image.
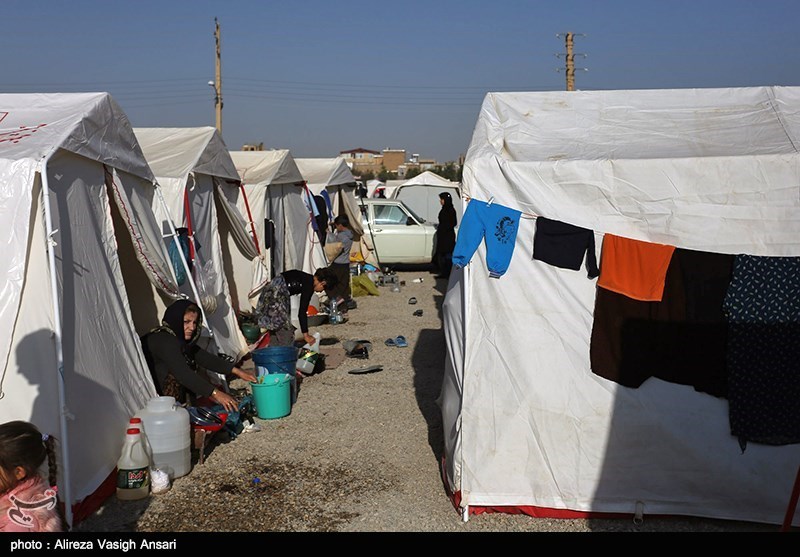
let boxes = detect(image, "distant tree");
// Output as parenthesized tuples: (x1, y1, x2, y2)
(377, 166, 397, 182)
(361, 170, 375, 181)
(404, 167, 422, 179)
(435, 162, 459, 182)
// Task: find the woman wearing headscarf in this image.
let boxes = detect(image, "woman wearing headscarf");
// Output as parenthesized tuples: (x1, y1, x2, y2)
(141, 299, 257, 412)
(434, 191, 458, 278)
(254, 267, 339, 347)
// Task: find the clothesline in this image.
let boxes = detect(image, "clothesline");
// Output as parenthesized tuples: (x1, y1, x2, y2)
(462, 194, 539, 220)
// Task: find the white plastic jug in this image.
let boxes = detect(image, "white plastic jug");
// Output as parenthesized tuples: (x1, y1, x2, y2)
(296, 332, 321, 376)
(128, 417, 152, 466)
(116, 427, 150, 500)
(135, 396, 191, 478)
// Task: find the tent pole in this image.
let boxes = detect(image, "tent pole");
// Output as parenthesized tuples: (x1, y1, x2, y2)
(238, 181, 261, 254)
(152, 181, 212, 336)
(40, 151, 74, 529)
(358, 196, 383, 270)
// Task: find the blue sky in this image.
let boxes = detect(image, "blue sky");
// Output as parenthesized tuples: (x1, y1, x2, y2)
(3, 1, 800, 163)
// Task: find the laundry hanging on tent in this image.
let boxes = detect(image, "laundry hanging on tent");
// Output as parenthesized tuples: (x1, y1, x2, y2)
(722, 255, 800, 451)
(451, 198, 521, 278)
(532, 216, 599, 279)
(168, 227, 193, 285)
(313, 194, 328, 246)
(590, 247, 732, 398)
(596, 234, 676, 301)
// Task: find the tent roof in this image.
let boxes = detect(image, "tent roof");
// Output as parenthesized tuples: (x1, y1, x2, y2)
(229, 149, 304, 186)
(134, 127, 239, 182)
(295, 157, 355, 194)
(400, 170, 458, 188)
(0, 92, 154, 181)
(465, 86, 800, 256)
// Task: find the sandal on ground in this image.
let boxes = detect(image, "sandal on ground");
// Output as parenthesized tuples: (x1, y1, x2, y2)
(347, 365, 383, 375)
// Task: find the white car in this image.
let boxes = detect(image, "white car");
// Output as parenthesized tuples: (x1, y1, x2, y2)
(357, 198, 437, 265)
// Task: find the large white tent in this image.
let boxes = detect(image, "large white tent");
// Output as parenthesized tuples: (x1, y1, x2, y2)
(442, 87, 800, 526)
(230, 150, 327, 281)
(392, 170, 462, 225)
(0, 93, 182, 526)
(134, 127, 262, 361)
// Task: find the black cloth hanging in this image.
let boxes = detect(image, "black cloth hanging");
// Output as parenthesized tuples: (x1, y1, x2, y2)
(533, 217, 599, 278)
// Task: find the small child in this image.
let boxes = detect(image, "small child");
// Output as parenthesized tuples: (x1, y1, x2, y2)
(0, 421, 64, 532)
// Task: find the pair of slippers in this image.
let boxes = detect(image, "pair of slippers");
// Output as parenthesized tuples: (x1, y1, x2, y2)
(385, 335, 408, 348)
(347, 365, 383, 375)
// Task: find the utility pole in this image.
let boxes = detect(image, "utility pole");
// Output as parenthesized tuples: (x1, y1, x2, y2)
(213, 17, 222, 133)
(556, 32, 587, 91)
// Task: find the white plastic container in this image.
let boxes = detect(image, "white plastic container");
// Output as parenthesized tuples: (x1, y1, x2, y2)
(296, 332, 321, 376)
(116, 428, 150, 500)
(135, 396, 191, 478)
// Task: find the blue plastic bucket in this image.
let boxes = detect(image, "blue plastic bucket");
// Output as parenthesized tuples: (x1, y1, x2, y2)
(252, 346, 298, 405)
(252, 346, 298, 376)
(250, 375, 292, 419)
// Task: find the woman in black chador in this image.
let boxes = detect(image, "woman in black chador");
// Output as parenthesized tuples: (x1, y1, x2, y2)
(434, 191, 457, 278)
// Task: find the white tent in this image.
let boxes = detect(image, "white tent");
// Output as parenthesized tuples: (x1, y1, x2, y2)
(392, 170, 462, 225)
(230, 150, 327, 281)
(134, 127, 262, 361)
(442, 87, 800, 526)
(0, 93, 182, 526)
(366, 179, 385, 198)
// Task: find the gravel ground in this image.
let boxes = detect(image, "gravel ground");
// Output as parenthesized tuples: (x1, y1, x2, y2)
(73, 270, 785, 533)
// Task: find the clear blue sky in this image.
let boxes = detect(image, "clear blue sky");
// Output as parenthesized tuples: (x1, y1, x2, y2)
(3, 1, 799, 163)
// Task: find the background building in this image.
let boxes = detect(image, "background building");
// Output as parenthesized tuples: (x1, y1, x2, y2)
(339, 147, 382, 175)
(381, 148, 406, 172)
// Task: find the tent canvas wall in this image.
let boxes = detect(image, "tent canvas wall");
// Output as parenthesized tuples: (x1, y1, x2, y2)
(134, 127, 261, 361)
(230, 149, 327, 282)
(0, 93, 182, 525)
(392, 170, 462, 226)
(442, 86, 800, 525)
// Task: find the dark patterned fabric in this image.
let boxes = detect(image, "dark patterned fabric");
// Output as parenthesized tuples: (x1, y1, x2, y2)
(722, 255, 800, 449)
(255, 274, 292, 333)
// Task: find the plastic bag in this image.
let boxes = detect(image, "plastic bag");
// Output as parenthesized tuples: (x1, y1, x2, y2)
(193, 256, 218, 314)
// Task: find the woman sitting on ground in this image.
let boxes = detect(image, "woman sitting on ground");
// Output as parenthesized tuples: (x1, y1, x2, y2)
(141, 299, 257, 413)
(254, 267, 339, 347)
